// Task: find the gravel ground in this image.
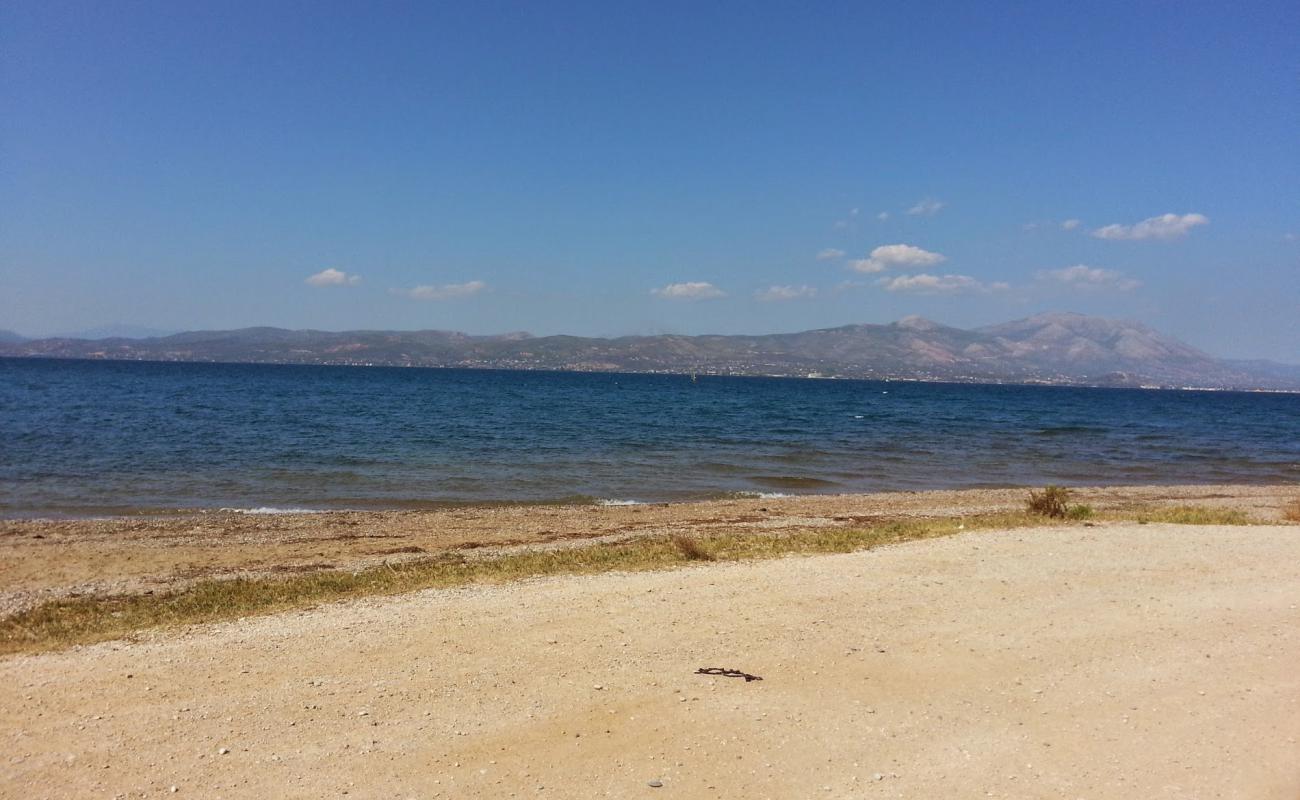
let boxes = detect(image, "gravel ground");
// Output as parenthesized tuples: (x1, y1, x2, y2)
(3, 483, 1297, 616)
(2, 520, 1298, 799)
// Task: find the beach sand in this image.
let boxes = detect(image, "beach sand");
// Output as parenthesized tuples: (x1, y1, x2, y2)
(2, 517, 1299, 798)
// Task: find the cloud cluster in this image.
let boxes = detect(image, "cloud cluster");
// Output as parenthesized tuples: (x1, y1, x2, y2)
(392, 280, 487, 300)
(1061, 219, 1082, 230)
(1038, 265, 1140, 291)
(1092, 213, 1208, 241)
(755, 285, 817, 302)
(876, 273, 1004, 294)
(651, 282, 726, 300)
(850, 243, 946, 274)
(305, 268, 360, 287)
(906, 198, 945, 217)
(816, 248, 845, 261)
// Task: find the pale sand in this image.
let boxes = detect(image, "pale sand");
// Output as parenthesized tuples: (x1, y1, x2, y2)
(3, 521, 1299, 798)
(3, 483, 1298, 616)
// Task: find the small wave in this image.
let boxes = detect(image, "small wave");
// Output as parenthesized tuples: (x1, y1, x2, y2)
(221, 506, 323, 515)
(597, 498, 644, 506)
(735, 491, 795, 499)
(747, 476, 841, 489)
(1033, 425, 1106, 437)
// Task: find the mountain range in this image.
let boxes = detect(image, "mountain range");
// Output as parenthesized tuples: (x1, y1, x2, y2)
(2, 312, 1297, 390)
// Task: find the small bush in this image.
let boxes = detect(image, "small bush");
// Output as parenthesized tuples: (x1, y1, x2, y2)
(1027, 486, 1072, 518)
(1282, 500, 1300, 523)
(669, 533, 714, 561)
(1065, 504, 1094, 520)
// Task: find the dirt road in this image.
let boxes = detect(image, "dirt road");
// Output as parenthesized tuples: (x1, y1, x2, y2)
(3, 522, 1299, 798)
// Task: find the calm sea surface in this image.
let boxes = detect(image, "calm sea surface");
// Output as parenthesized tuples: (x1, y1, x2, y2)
(2, 357, 1298, 516)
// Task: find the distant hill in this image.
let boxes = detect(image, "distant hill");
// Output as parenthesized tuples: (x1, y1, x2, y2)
(0, 330, 25, 344)
(1, 312, 1296, 390)
(49, 324, 179, 340)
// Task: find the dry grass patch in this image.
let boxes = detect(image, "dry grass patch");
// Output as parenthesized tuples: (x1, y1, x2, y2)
(0, 511, 1049, 656)
(1123, 505, 1254, 526)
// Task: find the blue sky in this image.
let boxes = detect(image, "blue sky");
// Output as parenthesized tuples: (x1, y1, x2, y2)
(2, 1, 1298, 360)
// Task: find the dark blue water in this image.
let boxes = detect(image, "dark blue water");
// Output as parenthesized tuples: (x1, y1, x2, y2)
(2, 357, 1298, 516)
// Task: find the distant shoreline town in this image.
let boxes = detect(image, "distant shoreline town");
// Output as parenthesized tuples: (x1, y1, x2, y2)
(3, 312, 1299, 392)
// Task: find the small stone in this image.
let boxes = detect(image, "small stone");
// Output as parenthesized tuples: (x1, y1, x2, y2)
(218, 748, 230, 755)
(169, 787, 178, 794)
(647, 779, 663, 788)
(593, 685, 604, 691)
(357, 710, 369, 717)
(874, 773, 884, 781)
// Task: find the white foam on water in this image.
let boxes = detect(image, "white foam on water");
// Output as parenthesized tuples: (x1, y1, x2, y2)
(221, 506, 323, 515)
(596, 498, 644, 506)
(736, 491, 795, 499)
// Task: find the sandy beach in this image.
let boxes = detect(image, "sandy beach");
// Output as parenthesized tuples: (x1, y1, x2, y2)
(1, 510, 1298, 798)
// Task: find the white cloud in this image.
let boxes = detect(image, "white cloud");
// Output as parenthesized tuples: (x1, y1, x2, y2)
(850, 243, 946, 273)
(1061, 219, 1082, 230)
(305, 268, 360, 287)
(876, 211, 890, 221)
(906, 198, 945, 217)
(816, 248, 845, 261)
(1037, 265, 1140, 291)
(876, 273, 993, 294)
(651, 281, 726, 300)
(755, 285, 817, 302)
(1092, 212, 1209, 240)
(393, 280, 487, 300)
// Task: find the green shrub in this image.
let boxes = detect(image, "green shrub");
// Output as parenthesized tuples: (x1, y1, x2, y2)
(1065, 504, 1094, 520)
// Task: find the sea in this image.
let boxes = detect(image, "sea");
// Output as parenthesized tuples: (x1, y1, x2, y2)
(2, 357, 1298, 517)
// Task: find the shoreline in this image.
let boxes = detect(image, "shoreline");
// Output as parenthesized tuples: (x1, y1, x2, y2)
(3, 483, 1297, 620)
(6, 354, 1300, 394)
(2, 475, 1297, 521)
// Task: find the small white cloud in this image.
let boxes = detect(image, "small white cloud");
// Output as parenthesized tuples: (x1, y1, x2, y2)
(1061, 219, 1082, 230)
(850, 243, 946, 274)
(1038, 265, 1140, 291)
(816, 248, 845, 261)
(755, 285, 817, 302)
(306, 268, 361, 287)
(1284, 232, 1297, 242)
(876, 211, 890, 221)
(876, 273, 990, 294)
(906, 198, 945, 217)
(392, 280, 487, 300)
(651, 281, 726, 300)
(1092, 212, 1209, 240)
(1022, 222, 1040, 232)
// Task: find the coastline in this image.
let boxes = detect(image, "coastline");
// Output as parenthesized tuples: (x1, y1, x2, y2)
(3, 483, 1297, 619)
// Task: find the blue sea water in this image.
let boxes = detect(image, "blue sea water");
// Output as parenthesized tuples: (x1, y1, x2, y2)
(1, 357, 1298, 516)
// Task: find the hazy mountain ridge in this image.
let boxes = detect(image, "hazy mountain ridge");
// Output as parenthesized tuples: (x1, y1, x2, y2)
(2, 313, 1296, 390)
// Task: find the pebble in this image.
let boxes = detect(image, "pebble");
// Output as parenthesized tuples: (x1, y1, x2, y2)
(218, 748, 230, 755)
(874, 773, 884, 781)
(647, 779, 663, 788)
